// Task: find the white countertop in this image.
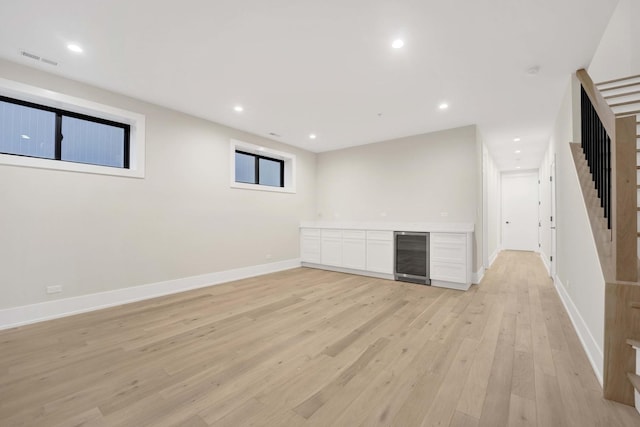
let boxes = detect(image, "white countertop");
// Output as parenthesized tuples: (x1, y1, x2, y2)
(300, 221, 474, 233)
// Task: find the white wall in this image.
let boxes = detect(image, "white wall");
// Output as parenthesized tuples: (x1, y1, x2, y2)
(541, 77, 606, 382)
(484, 145, 501, 266)
(538, 143, 554, 273)
(315, 125, 483, 272)
(0, 59, 317, 310)
(588, 0, 640, 81)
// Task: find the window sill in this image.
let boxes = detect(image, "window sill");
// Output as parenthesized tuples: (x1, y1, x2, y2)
(230, 181, 296, 193)
(0, 153, 144, 178)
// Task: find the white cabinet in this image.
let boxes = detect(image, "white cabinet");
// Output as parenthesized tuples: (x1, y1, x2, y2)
(301, 224, 473, 291)
(321, 229, 343, 267)
(430, 233, 468, 284)
(366, 231, 394, 274)
(301, 228, 380, 274)
(342, 230, 366, 270)
(300, 228, 321, 263)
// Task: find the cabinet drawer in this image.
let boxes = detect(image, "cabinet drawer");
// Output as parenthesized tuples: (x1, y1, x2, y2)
(300, 228, 321, 237)
(342, 230, 365, 240)
(321, 229, 342, 239)
(366, 230, 393, 241)
(431, 233, 466, 263)
(431, 242, 466, 262)
(430, 233, 466, 245)
(430, 260, 466, 283)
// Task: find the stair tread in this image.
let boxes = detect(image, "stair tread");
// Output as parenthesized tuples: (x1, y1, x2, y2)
(600, 81, 640, 91)
(605, 89, 640, 100)
(628, 338, 640, 349)
(611, 99, 640, 108)
(597, 74, 640, 86)
(627, 372, 640, 393)
(616, 109, 640, 117)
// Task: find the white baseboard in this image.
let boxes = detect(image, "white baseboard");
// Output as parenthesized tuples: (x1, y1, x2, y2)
(432, 279, 472, 291)
(553, 275, 604, 386)
(488, 248, 499, 268)
(473, 267, 485, 285)
(300, 263, 394, 281)
(540, 251, 550, 276)
(0, 258, 301, 331)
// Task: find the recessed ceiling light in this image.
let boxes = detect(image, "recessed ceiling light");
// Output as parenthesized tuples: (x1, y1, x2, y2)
(309, 134, 317, 140)
(67, 44, 83, 53)
(20, 134, 30, 139)
(392, 39, 404, 49)
(513, 137, 521, 142)
(257, 147, 265, 151)
(234, 105, 244, 112)
(516, 166, 521, 169)
(439, 103, 449, 110)
(515, 150, 521, 153)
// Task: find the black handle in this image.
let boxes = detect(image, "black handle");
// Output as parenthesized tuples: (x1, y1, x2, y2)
(505, 221, 510, 224)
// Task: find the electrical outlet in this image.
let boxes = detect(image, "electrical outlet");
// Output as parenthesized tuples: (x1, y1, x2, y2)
(265, 254, 272, 260)
(440, 212, 449, 217)
(46, 285, 62, 294)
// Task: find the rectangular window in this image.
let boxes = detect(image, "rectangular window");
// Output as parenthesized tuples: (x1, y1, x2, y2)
(0, 95, 130, 169)
(230, 139, 296, 193)
(234, 150, 284, 187)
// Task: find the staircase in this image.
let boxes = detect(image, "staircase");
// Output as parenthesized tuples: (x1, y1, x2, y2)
(597, 79, 640, 413)
(575, 69, 640, 411)
(595, 75, 640, 258)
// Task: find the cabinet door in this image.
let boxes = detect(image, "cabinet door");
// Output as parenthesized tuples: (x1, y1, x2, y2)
(321, 238, 343, 266)
(366, 239, 394, 274)
(300, 229, 321, 263)
(300, 236, 321, 263)
(342, 238, 366, 270)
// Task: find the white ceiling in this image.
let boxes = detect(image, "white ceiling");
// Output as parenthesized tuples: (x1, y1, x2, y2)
(0, 0, 618, 170)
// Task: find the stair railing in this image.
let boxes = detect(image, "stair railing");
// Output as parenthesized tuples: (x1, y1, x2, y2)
(576, 69, 637, 283)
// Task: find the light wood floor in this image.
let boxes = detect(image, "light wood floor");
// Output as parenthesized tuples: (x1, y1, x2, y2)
(1, 251, 639, 426)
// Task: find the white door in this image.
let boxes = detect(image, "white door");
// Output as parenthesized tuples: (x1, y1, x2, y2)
(550, 160, 557, 277)
(502, 172, 539, 251)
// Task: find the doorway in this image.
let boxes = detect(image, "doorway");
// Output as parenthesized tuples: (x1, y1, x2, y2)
(501, 172, 539, 251)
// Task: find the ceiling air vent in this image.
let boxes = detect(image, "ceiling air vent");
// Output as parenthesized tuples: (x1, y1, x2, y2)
(20, 50, 40, 61)
(19, 50, 58, 66)
(40, 58, 58, 66)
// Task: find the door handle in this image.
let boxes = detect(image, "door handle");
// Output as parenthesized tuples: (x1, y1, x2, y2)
(505, 221, 510, 224)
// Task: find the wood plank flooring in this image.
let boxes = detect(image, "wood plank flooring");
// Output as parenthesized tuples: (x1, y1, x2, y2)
(1, 251, 639, 426)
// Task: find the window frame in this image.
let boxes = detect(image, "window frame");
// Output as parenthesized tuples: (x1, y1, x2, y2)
(0, 78, 145, 178)
(0, 94, 131, 169)
(230, 139, 296, 193)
